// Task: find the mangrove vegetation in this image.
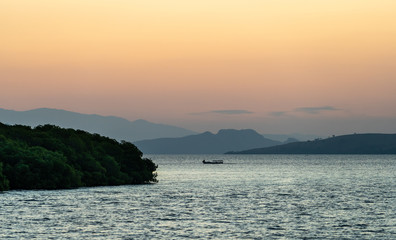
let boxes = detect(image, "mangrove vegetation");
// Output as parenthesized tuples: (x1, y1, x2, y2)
(0, 123, 157, 191)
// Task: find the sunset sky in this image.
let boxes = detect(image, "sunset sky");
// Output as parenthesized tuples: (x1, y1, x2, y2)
(1, 0, 396, 136)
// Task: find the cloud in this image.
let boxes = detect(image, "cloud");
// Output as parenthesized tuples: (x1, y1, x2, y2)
(212, 110, 254, 115)
(295, 106, 340, 114)
(269, 106, 341, 117)
(191, 109, 254, 115)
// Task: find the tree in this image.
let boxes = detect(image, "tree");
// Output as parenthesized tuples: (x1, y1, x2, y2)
(0, 162, 9, 191)
(0, 123, 157, 191)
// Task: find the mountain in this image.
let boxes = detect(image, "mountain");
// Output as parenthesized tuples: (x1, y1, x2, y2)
(227, 133, 396, 154)
(134, 129, 282, 154)
(261, 133, 320, 142)
(283, 137, 299, 144)
(0, 108, 196, 142)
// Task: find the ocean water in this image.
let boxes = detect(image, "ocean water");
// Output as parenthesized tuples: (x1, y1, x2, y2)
(1, 154, 395, 239)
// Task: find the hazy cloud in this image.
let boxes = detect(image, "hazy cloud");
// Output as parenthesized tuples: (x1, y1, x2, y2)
(191, 109, 254, 115)
(295, 106, 340, 114)
(212, 110, 254, 115)
(269, 106, 340, 117)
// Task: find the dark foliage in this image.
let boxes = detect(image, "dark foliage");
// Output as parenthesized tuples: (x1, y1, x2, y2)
(0, 123, 157, 191)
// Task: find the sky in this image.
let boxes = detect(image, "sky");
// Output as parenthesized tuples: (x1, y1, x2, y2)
(1, 0, 396, 136)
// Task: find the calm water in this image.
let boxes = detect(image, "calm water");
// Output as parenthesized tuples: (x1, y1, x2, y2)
(1, 155, 395, 239)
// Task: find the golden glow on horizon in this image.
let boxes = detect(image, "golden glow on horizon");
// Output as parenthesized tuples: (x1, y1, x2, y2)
(1, 0, 396, 133)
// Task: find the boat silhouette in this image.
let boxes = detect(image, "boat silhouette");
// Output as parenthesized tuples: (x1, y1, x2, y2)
(202, 160, 223, 164)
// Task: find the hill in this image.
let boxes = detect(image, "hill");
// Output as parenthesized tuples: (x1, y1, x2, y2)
(227, 133, 396, 154)
(262, 133, 319, 142)
(0, 108, 196, 142)
(0, 123, 157, 191)
(134, 129, 281, 154)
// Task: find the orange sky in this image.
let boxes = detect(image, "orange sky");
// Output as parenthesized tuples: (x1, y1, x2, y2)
(1, 0, 396, 135)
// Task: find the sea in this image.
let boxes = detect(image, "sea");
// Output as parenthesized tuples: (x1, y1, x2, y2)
(1, 154, 395, 239)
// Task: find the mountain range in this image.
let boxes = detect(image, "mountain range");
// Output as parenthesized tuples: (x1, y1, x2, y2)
(228, 133, 396, 154)
(1, 108, 303, 153)
(134, 129, 284, 154)
(0, 108, 196, 142)
(2, 108, 395, 154)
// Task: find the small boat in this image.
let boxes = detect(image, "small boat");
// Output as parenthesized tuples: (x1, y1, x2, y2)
(202, 160, 223, 164)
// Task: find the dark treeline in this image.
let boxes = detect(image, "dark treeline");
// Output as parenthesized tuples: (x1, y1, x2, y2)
(0, 123, 157, 191)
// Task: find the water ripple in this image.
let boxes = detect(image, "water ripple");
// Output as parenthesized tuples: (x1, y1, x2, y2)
(1, 155, 395, 239)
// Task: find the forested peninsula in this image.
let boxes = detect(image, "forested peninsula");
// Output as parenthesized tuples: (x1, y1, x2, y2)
(0, 123, 157, 192)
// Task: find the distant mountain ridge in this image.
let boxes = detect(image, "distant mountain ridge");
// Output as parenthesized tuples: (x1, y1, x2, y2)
(228, 133, 396, 154)
(134, 129, 282, 154)
(262, 133, 320, 142)
(0, 108, 196, 142)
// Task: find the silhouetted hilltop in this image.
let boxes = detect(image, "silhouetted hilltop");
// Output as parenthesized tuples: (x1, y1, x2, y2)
(227, 133, 396, 154)
(0, 108, 196, 142)
(0, 123, 157, 191)
(134, 129, 281, 154)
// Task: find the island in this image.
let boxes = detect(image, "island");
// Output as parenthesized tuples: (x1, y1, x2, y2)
(0, 123, 157, 192)
(226, 133, 396, 154)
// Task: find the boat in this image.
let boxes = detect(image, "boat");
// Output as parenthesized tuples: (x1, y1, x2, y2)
(202, 160, 223, 164)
